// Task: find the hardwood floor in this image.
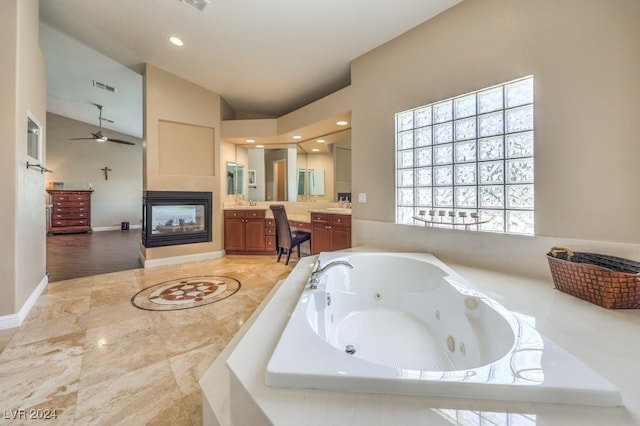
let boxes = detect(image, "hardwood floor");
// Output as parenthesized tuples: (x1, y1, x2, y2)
(46, 229, 143, 282)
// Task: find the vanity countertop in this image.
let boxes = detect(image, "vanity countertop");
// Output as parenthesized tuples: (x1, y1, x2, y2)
(223, 206, 267, 210)
(309, 208, 352, 215)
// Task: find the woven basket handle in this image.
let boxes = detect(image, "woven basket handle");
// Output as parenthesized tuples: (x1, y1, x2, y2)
(550, 246, 574, 259)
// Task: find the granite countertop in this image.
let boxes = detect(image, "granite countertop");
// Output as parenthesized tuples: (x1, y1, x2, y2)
(309, 208, 352, 215)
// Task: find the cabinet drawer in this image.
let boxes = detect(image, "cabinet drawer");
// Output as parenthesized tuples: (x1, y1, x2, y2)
(224, 209, 266, 219)
(330, 214, 351, 226)
(245, 209, 265, 219)
(290, 220, 311, 231)
(265, 236, 276, 250)
(265, 226, 276, 235)
(311, 213, 329, 223)
(224, 210, 245, 218)
(265, 219, 275, 227)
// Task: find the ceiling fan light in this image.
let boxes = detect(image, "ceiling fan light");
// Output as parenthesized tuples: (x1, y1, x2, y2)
(96, 136, 107, 143)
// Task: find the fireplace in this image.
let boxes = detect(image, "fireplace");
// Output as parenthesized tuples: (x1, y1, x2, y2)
(142, 191, 212, 248)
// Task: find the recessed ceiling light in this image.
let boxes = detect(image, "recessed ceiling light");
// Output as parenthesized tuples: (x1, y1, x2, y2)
(256, 144, 264, 148)
(312, 148, 320, 152)
(336, 120, 348, 126)
(292, 135, 302, 140)
(316, 139, 325, 143)
(246, 139, 255, 143)
(169, 36, 184, 47)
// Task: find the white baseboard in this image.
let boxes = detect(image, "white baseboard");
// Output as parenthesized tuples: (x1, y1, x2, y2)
(0, 274, 49, 330)
(92, 224, 142, 232)
(142, 250, 225, 268)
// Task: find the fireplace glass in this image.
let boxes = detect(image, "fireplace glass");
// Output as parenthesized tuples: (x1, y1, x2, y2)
(152, 204, 205, 234)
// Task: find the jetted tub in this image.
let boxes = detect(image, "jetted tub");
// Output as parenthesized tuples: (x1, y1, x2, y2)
(266, 252, 622, 406)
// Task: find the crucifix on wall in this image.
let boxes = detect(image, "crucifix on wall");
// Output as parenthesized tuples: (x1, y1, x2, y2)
(100, 166, 112, 180)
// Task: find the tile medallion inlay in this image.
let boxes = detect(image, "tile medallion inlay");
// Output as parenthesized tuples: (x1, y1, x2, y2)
(131, 276, 241, 311)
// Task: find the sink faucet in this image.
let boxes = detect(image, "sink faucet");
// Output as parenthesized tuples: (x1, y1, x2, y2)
(309, 260, 353, 289)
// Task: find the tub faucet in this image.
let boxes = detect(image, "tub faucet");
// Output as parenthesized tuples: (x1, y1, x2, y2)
(309, 260, 353, 289)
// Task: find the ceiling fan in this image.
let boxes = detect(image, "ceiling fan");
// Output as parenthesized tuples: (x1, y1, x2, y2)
(69, 104, 135, 146)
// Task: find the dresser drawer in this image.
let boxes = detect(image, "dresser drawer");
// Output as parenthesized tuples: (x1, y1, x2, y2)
(53, 193, 89, 201)
(52, 219, 88, 227)
(52, 211, 88, 220)
(52, 204, 89, 213)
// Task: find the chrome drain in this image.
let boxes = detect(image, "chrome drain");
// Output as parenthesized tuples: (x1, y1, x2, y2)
(345, 344, 356, 355)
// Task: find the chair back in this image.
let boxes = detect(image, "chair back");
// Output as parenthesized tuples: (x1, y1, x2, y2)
(269, 205, 292, 248)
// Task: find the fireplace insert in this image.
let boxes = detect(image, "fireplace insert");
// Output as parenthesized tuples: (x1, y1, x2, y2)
(142, 191, 212, 248)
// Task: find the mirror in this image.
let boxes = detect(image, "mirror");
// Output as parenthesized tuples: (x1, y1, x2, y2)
(239, 140, 351, 202)
(226, 161, 246, 195)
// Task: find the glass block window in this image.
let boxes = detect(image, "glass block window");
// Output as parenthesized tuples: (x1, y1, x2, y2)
(395, 76, 534, 235)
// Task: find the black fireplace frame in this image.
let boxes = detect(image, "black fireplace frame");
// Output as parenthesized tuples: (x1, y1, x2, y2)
(142, 191, 212, 248)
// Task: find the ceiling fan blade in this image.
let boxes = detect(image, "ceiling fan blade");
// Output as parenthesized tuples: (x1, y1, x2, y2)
(67, 105, 135, 145)
(106, 138, 135, 146)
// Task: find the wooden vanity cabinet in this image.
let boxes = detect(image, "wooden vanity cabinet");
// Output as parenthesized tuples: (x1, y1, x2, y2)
(47, 189, 93, 235)
(311, 213, 351, 255)
(224, 209, 275, 254)
(265, 218, 276, 252)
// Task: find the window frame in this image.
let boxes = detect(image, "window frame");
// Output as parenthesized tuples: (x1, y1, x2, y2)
(394, 76, 535, 235)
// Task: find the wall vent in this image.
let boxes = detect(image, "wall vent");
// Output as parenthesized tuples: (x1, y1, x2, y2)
(92, 80, 117, 94)
(180, 0, 210, 13)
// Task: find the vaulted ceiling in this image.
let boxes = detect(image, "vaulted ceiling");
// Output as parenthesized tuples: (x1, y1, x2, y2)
(39, 0, 462, 141)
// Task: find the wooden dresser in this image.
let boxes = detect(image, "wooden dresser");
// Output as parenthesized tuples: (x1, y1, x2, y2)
(47, 189, 93, 235)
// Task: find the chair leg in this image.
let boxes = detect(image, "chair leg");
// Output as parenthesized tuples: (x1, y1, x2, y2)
(276, 248, 282, 263)
(297, 244, 301, 258)
(285, 249, 292, 265)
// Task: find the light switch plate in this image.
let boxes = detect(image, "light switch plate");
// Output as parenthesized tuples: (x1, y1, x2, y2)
(358, 193, 367, 203)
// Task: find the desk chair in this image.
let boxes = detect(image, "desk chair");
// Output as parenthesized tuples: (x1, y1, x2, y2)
(269, 205, 311, 265)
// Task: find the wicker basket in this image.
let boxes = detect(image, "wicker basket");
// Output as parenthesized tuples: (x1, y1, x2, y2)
(546, 247, 640, 309)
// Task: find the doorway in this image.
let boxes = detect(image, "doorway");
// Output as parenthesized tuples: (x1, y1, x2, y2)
(273, 159, 287, 201)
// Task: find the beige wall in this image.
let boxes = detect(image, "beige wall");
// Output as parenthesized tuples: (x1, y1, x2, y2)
(143, 64, 223, 260)
(351, 0, 640, 277)
(46, 113, 143, 228)
(0, 0, 47, 316)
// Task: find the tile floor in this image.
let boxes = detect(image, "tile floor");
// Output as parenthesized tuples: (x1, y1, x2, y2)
(0, 255, 293, 425)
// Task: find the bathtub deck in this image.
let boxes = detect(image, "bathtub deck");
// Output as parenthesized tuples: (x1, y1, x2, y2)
(203, 253, 640, 425)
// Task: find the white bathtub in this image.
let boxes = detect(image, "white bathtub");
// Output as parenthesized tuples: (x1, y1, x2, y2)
(266, 252, 622, 406)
